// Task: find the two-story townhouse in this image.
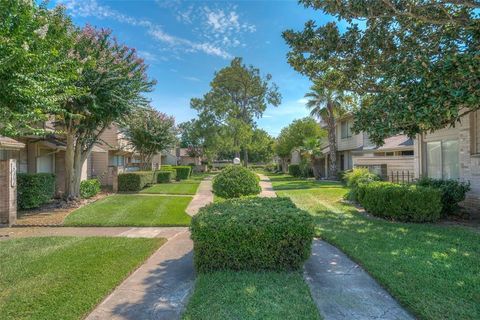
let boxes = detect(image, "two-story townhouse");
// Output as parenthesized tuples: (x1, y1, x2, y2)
(414, 110, 480, 215)
(319, 114, 415, 180)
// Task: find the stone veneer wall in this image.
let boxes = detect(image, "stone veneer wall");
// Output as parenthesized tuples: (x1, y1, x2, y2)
(0, 159, 17, 226)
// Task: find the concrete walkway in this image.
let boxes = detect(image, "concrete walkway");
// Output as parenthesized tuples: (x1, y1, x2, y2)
(87, 230, 194, 320)
(257, 173, 277, 198)
(304, 240, 414, 320)
(86, 176, 215, 320)
(0, 226, 187, 239)
(185, 176, 214, 216)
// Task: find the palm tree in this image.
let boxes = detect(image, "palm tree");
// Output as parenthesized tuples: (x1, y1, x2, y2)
(304, 83, 348, 180)
(300, 137, 325, 179)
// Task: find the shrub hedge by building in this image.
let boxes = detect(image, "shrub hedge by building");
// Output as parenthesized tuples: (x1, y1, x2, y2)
(417, 177, 470, 215)
(160, 165, 177, 180)
(156, 170, 173, 183)
(172, 166, 191, 180)
(344, 168, 381, 201)
(212, 165, 261, 198)
(190, 197, 315, 272)
(17, 173, 56, 210)
(358, 181, 442, 222)
(288, 164, 301, 177)
(118, 171, 154, 191)
(80, 179, 101, 198)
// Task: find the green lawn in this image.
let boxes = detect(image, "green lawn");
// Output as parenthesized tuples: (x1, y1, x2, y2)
(140, 180, 200, 195)
(183, 271, 320, 320)
(269, 174, 480, 320)
(64, 194, 192, 226)
(0, 236, 164, 320)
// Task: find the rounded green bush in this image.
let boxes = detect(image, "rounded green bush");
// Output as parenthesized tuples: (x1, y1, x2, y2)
(212, 165, 261, 199)
(191, 197, 315, 272)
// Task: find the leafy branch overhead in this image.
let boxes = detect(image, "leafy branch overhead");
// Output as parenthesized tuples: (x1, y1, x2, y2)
(283, 0, 479, 145)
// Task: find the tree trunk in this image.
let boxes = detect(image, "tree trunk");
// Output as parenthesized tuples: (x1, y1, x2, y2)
(311, 156, 322, 179)
(281, 157, 289, 173)
(327, 104, 338, 180)
(243, 149, 249, 167)
(64, 131, 76, 199)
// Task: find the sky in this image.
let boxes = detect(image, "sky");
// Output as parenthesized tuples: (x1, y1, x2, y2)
(54, 0, 337, 137)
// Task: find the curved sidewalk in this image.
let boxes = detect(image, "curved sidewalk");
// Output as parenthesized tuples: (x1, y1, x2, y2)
(257, 174, 413, 320)
(186, 176, 214, 216)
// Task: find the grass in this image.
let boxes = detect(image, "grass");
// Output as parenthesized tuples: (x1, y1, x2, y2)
(182, 271, 320, 320)
(64, 194, 192, 226)
(140, 180, 200, 195)
(269, 174, 480, 320)
(0, 236, 164, 320)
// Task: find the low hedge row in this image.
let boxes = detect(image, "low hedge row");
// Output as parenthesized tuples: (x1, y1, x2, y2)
(156, 170, 174, 183)
(212, 165, 260, 198)
(17, 173, 56, 210)
(191, 197, 315, 272)
(344, 168, 380, 201)
(80, 179, 101, 198)
(118, 171, 155, 191)
(288, 164, 301, 177)
(358, 182, 442, 222)
(172, 166, 191, 180)
(417, 177, 470, 215)
(160, 166, 177, 180)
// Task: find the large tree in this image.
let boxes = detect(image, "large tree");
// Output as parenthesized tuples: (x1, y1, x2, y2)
(58, 25, 155, 199)
(283, 0, 479, 145)
(242, 128, 275, 164)
(275, 117, 324, 172)
(191, 57, 281, 165)
(123, 107, 176, 170)
(0, 1, 78, 136)
(305, 78, 350, 179)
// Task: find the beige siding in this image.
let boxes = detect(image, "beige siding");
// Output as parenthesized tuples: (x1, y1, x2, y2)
(353, 156, 414, 174)
(415, 112, 480, 215)
(91, 152, 109, 185)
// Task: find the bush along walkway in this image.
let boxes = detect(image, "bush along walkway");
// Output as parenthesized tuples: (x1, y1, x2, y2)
(258, 175, 413, 320)
(85, 176, 214, 320)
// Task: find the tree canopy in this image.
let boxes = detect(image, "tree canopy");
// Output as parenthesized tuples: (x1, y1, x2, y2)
(275, 117, 324, 159)
(0, 1, 78, 136)
(283, 0, 479, 145)
(191, 57, 281, 163)
(124, 107, 176, 169)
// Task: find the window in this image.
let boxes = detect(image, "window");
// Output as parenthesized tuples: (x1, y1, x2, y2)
(471, 110, 480, 155)
(385, 152, 394, 156)
(401, 150, 414, 156)
(109, 155, 125, 166)
(340, 120, 352, 139)
(426, 140, 459, 179)
(36, 148, 54, 173)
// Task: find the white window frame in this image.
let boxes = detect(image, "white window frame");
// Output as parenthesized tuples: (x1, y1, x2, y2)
(425, 139, 459, 180)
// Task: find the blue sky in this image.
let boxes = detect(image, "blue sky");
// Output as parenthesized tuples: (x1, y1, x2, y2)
(56, 0, 336, 137)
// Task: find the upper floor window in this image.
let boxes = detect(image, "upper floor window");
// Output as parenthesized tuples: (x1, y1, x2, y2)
(340, 120, 352, 139)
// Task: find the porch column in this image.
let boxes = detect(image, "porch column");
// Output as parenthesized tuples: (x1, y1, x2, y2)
(0, 159, 17, 226)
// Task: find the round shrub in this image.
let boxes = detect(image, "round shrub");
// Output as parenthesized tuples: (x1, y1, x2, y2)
(417, 177, 471, 215)
(344, 168, 380, 201)
(191, 197, 315, 272)
(80, 179, 101, 198)
(212, 165, 261, 198)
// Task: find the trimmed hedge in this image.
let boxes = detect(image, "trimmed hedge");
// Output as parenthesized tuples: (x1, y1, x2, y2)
(80, 179, 101, 198)
(156, 170, 173, 183)
(288, 164, 301, 177)
(160, 165, 177, 180)
(358, 181, 442, 222)
(417, 177, 471, 215)
(118, 171, 154, 192)
(344, 168, 380, 201)
(172, 166, 191, 180)
(190, 197, 315, 272)
(212, 165, 261, 198)
(17, 173, 56, 210)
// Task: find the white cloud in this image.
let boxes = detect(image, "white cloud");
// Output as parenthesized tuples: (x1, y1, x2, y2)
(137, 50, 158, 62)
(60, 0, 232, 59)
(182, 76, 200, 82)
(297, 98, 309, 104)
(168, 3, 255, 48)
